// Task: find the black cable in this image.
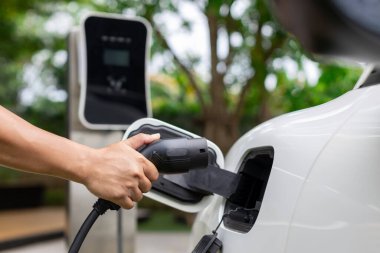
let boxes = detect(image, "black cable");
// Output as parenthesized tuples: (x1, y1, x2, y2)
(68, 199, 120, 253)
(68, 209, 99, 253)
(117, 210, 123, 253)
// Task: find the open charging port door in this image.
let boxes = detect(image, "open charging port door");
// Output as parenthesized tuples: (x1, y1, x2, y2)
(123, 118, 224, 213)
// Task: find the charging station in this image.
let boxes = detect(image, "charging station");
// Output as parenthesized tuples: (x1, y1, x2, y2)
(67, 13, 152, 253)
(78, 14, 152, 129)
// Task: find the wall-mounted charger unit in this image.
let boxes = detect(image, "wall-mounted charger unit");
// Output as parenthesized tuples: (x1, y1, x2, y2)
(77, 13, 151, 130)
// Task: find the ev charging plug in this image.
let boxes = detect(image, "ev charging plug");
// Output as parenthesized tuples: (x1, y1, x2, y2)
(69, 137, 209, 253)
(139, 138, 209, 174)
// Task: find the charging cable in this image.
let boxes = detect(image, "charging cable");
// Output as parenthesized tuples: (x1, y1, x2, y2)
(68, 199, 120, 253)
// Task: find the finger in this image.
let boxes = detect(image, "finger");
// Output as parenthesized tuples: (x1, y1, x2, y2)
(139, 176, 152, 193)
(143, 159, 159, 181)
(120, 196, 135, 209)
(129, 187, 143, 202)
(125, 133, 160, 150)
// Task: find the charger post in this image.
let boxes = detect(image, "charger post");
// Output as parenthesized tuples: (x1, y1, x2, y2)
(67, 13, 151, 253)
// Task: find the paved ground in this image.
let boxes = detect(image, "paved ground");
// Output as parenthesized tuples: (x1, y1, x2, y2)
(2, 239, 65, 253)
(0, 207, 191, 252)
(2, 232, 190, 253)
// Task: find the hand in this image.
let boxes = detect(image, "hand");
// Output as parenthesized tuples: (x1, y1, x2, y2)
(83, 133, 160, 209)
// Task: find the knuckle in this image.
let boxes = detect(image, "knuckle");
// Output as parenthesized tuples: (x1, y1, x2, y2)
(137, 155, 147, 164)
(141, 181, 152, 193)
(122, 202, 134, 210)
(131, 169, 143, 179)
(114, 189, 126, 200)
(152, 171, 159, 181)
(147, 169, 159, 181)
(124, 181, 136, 191)
(121, 197, 134, 209)
(135, 191, 143, 202)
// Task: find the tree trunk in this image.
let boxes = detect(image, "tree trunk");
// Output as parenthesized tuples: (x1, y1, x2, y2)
(203, 12, 240, 153)
(256, 82, 272, 123)
(202, 109, 239, 154)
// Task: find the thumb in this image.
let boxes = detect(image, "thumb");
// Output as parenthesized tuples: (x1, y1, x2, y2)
(125, 133, 160, 150)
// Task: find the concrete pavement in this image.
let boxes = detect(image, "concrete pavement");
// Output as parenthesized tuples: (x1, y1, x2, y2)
(0, 207, 191, 252)
(2, 232, 191, 253)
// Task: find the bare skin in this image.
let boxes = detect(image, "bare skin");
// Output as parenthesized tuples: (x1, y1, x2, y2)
(0, 105, 159, 209)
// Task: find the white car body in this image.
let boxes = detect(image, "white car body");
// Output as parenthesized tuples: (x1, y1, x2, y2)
(191, 81, 380, 252)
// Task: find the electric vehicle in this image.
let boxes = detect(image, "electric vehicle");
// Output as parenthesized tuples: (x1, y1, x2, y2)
(127, 1, 380, 252)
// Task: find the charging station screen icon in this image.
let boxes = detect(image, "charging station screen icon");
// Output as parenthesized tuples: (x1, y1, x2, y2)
(103, 49, 130, 67)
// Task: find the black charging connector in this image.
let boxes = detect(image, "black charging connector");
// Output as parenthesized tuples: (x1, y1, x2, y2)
(68, 137, 209, 253)
(139, 138, 209, 174)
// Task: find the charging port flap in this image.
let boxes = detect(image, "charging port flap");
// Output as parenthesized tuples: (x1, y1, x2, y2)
(124, 118, 225, 213)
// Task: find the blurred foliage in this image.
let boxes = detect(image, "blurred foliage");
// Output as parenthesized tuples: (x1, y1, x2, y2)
(0, 0, 362, 143)
(0, 0, 362, 188)
(272, 64, 362, 114)
(138, 210, 191, 231)
(0, 168, 21, 185)
(43, 187, 67, 206)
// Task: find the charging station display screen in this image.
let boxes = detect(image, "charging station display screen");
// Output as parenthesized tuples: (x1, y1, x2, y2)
(82, 16, 149, 127)
(103, 49, 130, 67)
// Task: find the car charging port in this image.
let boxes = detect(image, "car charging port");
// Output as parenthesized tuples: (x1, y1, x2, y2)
(223, 146, 274, 233)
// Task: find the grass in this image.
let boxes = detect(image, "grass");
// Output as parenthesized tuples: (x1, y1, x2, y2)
(138, 210, 192, 232)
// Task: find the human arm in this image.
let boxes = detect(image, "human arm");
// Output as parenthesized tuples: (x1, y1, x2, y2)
(0, 105, 159, 209)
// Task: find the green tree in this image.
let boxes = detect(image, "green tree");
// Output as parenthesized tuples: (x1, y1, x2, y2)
(0, 0, 71, 192)
(111, 0, 360, 152)
(0, 0, 361, 155)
